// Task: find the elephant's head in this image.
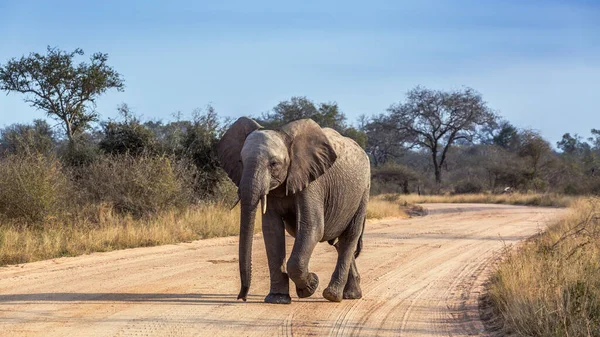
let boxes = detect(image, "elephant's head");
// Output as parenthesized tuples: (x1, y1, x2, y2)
(217, 117, 337, 301)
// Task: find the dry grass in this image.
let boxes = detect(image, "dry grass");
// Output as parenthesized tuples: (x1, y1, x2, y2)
(377, 192, 575, 208)
(366, 196, 409, 220)
(487, 197, 600, 336)
(0, 198, 407, 266)
(0, 203, 255, 265)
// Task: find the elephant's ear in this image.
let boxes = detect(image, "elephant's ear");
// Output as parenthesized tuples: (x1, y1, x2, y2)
(217, 117, 262, 187)
(280, 119, 337, 195)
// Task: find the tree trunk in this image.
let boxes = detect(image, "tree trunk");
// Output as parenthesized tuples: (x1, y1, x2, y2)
(434, 166, 442, 185)
(64, 119, 76, 152)
(431, 148, 442, 186)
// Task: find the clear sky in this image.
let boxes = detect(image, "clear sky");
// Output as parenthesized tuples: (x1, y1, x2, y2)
(0, 0, 598, 145)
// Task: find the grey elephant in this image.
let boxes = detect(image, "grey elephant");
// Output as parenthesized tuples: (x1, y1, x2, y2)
(217, 117, 370, 304)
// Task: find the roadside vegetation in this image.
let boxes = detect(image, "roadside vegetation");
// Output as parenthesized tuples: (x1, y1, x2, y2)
(487, 197, 600, 336)
(366, 196, 410, 220)
(378, 193, 575, 208)
(0, 203, 244, 265)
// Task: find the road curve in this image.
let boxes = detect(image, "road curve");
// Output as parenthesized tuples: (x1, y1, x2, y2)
(0, 204, 563, 336)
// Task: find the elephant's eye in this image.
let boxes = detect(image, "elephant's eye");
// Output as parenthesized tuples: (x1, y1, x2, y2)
(270, 161, 280, 169)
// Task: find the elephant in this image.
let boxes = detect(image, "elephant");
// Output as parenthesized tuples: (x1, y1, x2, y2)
(217, 117, 370, 304)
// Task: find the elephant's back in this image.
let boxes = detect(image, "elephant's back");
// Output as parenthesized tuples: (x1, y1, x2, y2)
(322, 128, 370, 175)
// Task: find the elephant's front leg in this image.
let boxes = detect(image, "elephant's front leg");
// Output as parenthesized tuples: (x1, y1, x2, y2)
(287, 201, 323, 299)
(262, 211, 291, 304)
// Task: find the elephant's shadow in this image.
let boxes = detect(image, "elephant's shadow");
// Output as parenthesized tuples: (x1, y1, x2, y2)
(0, 292, 271, 305)
(0, 292, 333, 306)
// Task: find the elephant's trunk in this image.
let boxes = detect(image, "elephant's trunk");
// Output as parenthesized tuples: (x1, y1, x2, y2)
(237, 199, 257, 301)
(237, 163, 267, 301)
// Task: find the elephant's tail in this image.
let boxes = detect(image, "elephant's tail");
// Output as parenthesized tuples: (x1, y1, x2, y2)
(354, 217, 366, 259)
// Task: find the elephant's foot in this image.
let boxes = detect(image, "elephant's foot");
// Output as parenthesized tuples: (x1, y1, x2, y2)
(264, 293, 292, 304)
(322, 286, 343, 302)
(343, 275, 362, 299)
(295, 272, 319, 298)
(343, 287, 362, 299)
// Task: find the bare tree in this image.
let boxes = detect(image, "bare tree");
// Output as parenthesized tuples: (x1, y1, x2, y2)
(0, 46, 124, 146)
(363, 113, 409, 166)
(386, 86, 496, 185)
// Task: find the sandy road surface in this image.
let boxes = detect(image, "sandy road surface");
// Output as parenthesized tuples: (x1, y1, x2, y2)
(0, 204, 563, 336)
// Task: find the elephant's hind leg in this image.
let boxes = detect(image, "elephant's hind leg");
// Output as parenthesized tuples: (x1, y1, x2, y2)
(323, 194, 368, 302)
(331, 243, 362, 299)
(343, 254, 362, 299)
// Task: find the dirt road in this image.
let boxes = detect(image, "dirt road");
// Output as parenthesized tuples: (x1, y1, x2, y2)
(0, 204, 563, 336)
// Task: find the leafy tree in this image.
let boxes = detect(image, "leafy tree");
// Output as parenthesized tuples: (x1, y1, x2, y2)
(384, 86, 496, 184)
(342, 127, 367, 149)
(492, 121, 520, 151)
(557, 133, 583, 155)
(0, 46, 124, 145)
(259, 96, 317, 128)
(99, 104, 156, 156)
(557, 132, 598, 178)
(0, 119, 56, 156)
(259, 96, 347, 131)
(259, 96, 368, 147)
(313, 102, 347, 131)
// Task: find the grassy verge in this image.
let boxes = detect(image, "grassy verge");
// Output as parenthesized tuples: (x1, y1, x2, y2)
(366, 196, 410, 219)
(485, 197, 600, 336)
(0, 203, 246, 266)
(377, 192, 575, 208)
(0, 197, 408, 266)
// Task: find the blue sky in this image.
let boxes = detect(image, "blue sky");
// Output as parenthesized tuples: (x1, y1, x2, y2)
(0, 0, 598, 145)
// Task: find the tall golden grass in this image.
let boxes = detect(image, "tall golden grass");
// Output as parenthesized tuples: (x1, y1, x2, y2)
(0, 203, 249, 265)
(366, 196, 409, 220)
(487, 197, 600, 336)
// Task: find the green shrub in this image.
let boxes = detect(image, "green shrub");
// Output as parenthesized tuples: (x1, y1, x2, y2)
(76, 154, 194, 217)
(0, 154, 68, 223)
(180, 107, 223, 199)
(99, 120, 156, 156)
(59, 133, 102, 167)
